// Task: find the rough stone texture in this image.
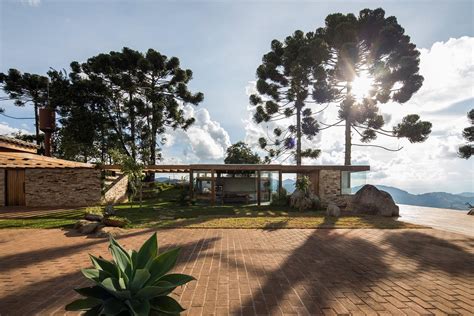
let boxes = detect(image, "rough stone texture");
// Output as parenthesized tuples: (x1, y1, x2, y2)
(289, 190, 319, 211)
(102, 174, 128, 204)
(1, 228, 473, 315)
(0, 169, 4, 207)
(318, 170, 341, 203)
(326, 203, 341, 217)
(349, 184, 400, 217)
(25, 168, 101, 207)
(84, 213, 103, 222)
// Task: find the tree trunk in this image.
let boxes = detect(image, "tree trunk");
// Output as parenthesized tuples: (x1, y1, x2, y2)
(344, 118, 351, 166)
(295, 101, 302, 166)
(34, 104, 40, 146)
(344, 83, 353, 166)
(129, 94, 136, 160)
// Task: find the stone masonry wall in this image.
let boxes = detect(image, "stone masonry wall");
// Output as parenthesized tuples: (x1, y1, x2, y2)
(0, 169, 4, 207)
(317, 170, 355, 208)
(102, 174, 128, 204)
(25, 168, 102, 207)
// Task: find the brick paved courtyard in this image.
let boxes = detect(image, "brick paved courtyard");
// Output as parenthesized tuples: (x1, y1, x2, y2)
(0, 228, 473, 315)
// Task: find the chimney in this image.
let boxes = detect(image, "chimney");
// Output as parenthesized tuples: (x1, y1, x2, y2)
(39, 108, 55, 157)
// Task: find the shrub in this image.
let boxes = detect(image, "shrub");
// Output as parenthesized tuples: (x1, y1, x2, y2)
(66, 233, 195, 315)
(295, 176, 311, 194)
(270, 188, 289, 206)
(84, 206, 104, 216)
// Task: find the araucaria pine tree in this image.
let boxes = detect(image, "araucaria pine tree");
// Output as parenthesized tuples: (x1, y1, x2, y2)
(458, 109, 474, 159)
(312, 8, 432, 165)
(250, 31, 328, 165)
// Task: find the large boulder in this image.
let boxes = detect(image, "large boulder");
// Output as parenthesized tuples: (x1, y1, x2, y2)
(290, 190, 320, 211)
(349, 185, 399, 217)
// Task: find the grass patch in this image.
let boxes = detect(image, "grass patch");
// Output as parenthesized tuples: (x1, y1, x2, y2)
(0, 186, 425, 229)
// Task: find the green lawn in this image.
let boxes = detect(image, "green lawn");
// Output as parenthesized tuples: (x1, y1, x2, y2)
(0, 186, 424, 229)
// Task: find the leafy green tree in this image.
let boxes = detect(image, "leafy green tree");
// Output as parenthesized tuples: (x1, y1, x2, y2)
(250, 31, 327, 165)
(312, 8, 432, 165)
(111, 149, 144, 208)
(224, 141, 261, 164)
(70, 47, 203, 167)
(458, 109, 473, 159)
(0, 69, 49, 145)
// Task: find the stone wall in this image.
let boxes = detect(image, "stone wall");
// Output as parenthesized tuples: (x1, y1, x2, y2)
(25, 168, 102, 207)
(0, 169, 4, 207)
(102, 174, 128, 204)
(318, 170, 341, 204)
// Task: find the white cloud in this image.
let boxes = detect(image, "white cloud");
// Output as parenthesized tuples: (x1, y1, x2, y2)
(161, 105, 231, 164)
(21, 0, 41, 7)
(0, 122, 30, 135)
(243, 36, 474, 194)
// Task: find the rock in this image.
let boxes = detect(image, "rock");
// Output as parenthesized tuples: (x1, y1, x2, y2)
(84, 213, 103, 222)
(75, 220, 102, 234)
(95, 226, 125, 238)
(102, 217, 129, 227)
(326, 203, 341, 217)
(468, 208, 474, 215)
(349, 185, 399, 217)
(290, 190, 319, 211)
(74, 219, 89, 229)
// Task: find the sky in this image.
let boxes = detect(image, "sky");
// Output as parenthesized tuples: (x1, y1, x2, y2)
(0, 0, 473, 194)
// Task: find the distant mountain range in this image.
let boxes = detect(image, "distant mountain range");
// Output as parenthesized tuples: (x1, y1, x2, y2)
(352, 185, 473, 211)
(282, 179, 473, 211)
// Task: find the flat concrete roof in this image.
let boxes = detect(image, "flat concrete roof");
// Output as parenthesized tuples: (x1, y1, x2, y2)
(102, 164, 370, 173)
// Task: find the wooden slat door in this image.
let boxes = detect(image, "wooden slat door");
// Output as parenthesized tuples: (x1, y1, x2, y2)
(6, 169, 26, 206)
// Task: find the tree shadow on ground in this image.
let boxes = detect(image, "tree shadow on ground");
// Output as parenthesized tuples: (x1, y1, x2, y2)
(0, 227, 220, 274)
(262, 220, 289, 231)
(0, 235, 217, 314)
(384, 231, 474, 276)
(234, 229, 389, 315)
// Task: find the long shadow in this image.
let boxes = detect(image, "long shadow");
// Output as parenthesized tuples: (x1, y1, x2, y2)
(234, 229, 389, 315)
(0, 227, 220, 274)
(0, 236, 218, 314)
(384, 231, 474, 275)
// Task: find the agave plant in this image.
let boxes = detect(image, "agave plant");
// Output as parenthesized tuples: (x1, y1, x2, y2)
(66, 233, 195, 315)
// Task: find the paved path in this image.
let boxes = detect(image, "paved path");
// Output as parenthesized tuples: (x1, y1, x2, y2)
(0, 228, 473, 315)
(398, 204, 474, 237)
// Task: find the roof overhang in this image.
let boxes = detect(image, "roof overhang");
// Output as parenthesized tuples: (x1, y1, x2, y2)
(101, 164, 370, 173)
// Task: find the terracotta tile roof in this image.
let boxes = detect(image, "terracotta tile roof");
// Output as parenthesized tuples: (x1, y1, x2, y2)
(0, 135, 38, 150)
(0, 152, 96, 169)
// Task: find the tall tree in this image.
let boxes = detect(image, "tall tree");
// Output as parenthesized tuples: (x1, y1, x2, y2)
(0, 69, 49, 145)
(224, 141, 261, 164)
(69, 47, 203, 166)
(312, 8, 432, 165)
(458, 109, 473, 159)
(250, 31, 327, 165)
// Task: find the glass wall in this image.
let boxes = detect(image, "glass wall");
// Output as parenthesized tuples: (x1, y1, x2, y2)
(341, 171, 367, 195)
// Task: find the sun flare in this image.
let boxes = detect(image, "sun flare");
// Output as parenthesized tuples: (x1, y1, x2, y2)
(351, 73, 374, 102)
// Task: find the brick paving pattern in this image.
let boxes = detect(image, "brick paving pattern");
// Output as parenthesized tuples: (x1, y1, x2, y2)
(0, 228, 473, 315)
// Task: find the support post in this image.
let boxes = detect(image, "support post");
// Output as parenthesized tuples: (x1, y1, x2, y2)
(278, 171, 282, 196)
(189, 170, 194, 199)
(257, 171, 261, 206)
(211, 170, 215, 206)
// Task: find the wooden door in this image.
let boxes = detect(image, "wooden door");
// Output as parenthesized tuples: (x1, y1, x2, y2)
(6, 169, 26, 206)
